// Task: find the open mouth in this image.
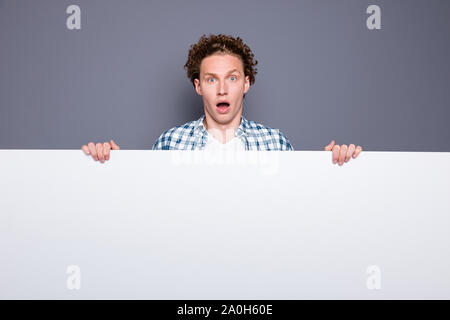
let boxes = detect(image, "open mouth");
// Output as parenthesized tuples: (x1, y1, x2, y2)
(216, 102, 230, 114)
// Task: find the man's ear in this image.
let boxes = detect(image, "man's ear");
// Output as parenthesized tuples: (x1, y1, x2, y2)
(244, 75, 250, 94)
(194, 78, 202, 95)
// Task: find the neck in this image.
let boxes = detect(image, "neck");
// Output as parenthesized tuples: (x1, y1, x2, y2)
(203, 108, 243, 144)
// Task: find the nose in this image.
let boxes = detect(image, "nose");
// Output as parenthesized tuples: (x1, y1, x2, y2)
(217, 79, 228, 95)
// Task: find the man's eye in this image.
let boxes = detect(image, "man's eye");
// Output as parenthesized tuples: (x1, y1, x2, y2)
(208, 78, 215, 83)
(230, 76, 236, 81)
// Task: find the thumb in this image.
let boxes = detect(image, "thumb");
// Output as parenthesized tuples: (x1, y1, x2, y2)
(110, 139, 120, 150)
(324, 140, 335, 151)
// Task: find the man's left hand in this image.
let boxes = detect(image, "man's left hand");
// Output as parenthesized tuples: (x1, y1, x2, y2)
(324, 140, 362, 166)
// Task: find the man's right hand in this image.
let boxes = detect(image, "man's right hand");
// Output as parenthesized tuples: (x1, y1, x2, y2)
(81, 140, 120, 163)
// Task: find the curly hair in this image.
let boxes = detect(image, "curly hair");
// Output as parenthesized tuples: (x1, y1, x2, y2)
(184, 34, 258, 88)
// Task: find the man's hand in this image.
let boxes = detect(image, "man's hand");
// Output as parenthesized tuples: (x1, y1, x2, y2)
(324, 140, 362, 166)
(81, 140, 120, 163)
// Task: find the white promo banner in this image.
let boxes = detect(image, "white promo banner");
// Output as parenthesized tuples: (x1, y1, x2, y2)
(0, 150, 449, 299)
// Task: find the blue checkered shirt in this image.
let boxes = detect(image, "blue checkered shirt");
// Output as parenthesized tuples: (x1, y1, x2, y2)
(152, 114, 294, 151)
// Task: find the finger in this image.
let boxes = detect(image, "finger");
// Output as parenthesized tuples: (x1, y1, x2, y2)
(103, 142, 111, 161)
(110, 139, 120, 150)
(88, 142, 98, 161)
(324, 140, 335, 151)
(353, 146, 363, 158)
(96, 143, 105, 163)
(81, 145, 90, 155)
(332, 145, 340, 164)
(345, 144, 355, 162)
(338, 144, 348, 166)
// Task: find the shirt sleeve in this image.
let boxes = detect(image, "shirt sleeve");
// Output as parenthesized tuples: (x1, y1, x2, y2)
(152, 132, 165, 150)
(277, 129, 294, 151)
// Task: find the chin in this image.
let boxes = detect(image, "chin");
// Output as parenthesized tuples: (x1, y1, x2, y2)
(214, 114, 231, 121)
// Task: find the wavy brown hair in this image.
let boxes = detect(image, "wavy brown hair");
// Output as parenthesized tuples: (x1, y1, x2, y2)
(184, 34, 258, 89)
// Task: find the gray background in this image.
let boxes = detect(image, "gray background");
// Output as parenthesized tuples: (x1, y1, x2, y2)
(0, 0, 449, 151)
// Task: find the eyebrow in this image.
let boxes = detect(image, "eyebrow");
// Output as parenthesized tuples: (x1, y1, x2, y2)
(203, 69, 241, 77)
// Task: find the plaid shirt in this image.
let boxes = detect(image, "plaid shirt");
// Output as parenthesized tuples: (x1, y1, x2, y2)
(152, 114, 294, 151)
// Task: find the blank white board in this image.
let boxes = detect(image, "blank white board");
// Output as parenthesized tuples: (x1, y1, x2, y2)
(0, 150, 449, 299)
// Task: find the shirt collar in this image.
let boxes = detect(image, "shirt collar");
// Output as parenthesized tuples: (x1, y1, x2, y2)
(193, 114, 250, 137)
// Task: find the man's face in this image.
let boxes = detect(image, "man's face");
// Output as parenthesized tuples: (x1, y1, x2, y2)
(194, 53, 250, 126)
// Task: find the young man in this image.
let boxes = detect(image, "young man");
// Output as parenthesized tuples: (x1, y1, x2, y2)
(82, 34, 362, 164)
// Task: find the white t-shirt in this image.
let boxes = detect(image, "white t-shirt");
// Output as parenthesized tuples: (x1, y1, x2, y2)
(204, 130, 246, 151)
